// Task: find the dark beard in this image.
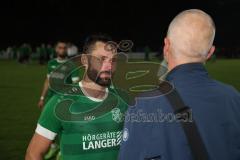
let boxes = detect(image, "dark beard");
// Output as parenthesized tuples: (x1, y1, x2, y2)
(87, 67, 112, 87)
(58, 53, 67, 59)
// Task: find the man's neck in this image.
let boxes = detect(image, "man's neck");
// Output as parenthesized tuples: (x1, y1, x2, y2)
(57, 56, 67, 60)
(168, 57, 204, 71)
(80, 77, 107, 100)
(56, 56, 67, 63)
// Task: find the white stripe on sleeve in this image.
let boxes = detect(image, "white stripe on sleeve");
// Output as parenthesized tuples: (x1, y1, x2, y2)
(35, 124, 57, 140)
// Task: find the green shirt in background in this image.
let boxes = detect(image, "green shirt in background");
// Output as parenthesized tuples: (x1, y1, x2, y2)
(45, 58, 80, 103)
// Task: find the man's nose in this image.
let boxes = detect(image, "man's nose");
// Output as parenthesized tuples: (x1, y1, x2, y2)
(102, 61, 113, 71)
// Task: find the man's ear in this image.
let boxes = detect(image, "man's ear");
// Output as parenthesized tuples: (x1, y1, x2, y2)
(163, 38, 170, 62)
(206, 46, 215, 60)
(81, 54, 88, 67)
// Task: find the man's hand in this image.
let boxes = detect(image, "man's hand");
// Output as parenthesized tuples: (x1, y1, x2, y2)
(37, 99, 44, 109)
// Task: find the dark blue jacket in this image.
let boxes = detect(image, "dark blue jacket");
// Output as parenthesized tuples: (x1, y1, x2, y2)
(119, 63, 240, 160)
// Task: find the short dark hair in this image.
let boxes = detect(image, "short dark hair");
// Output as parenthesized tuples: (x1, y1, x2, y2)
(83, 33, 112, 54)
(55, 40, 67, 45)
(55, 40, 67, 48)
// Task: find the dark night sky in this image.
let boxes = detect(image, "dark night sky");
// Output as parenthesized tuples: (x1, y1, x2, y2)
(0, 0, 240, 50)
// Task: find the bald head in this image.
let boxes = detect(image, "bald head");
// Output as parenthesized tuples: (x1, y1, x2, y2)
(166, 9, 215, 62)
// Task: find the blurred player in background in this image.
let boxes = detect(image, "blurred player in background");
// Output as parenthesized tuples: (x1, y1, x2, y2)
(67, 43, 78, 58)
(38, 41, 79, 109)
(37, 41, 79, 160)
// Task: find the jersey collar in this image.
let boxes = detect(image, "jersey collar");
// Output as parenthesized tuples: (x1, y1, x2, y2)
(56, 58, 68, 63)
(79, 81, 109, 102)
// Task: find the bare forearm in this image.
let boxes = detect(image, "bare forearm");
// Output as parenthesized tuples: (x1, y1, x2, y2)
(40, 78, 49, 98)
(25, 134, 51, 160)
(25, 150, 43, 160)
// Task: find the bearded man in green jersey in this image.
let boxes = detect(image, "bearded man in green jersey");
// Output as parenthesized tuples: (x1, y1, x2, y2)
(26, 34, 128, 160)
(38, 41, 79, 109)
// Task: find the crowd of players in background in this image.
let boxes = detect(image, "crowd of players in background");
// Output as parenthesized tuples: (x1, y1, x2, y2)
(1, 43, 240, 64)
(0, 42, 79, 64)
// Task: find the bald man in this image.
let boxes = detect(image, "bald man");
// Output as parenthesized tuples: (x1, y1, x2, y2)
(119, 9, 240, 160)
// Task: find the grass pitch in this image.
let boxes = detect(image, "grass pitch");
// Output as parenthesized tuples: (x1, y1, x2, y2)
(0, 59, 239, 159)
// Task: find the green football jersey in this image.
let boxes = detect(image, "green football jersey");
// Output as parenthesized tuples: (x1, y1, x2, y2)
(47, 58, 79, 82)
(36, 82, 128, 160)
(45, 58, 80, 103)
